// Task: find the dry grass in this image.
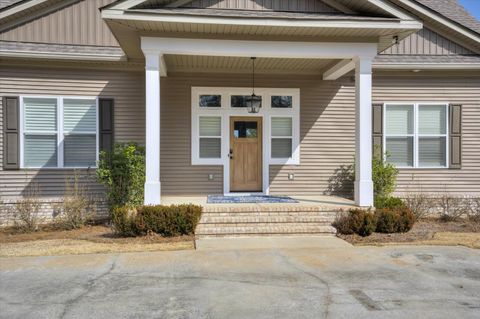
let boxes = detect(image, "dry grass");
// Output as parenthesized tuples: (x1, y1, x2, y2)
(339, 218, 480, 249)
(0, 225, 194, 257)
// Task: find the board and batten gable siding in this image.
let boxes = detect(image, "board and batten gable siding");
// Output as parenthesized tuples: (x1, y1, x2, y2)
(381, 27, 475, 55)
(0, 0, 119, 47)
(1, 67, 480, 199)
(181, 0, 339, 12)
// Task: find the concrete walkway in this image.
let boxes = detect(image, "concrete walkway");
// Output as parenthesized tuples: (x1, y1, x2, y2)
(1, 245, 480, 319)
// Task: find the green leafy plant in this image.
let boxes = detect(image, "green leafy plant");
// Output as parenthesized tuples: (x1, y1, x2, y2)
(111, 206, 138, 236)
(97, 142, 145, 210)
(372, 147, 399, 200)
(374, 196, 405, 210)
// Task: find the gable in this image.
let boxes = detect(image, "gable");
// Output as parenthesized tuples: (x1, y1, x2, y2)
(0, 0, 119, 47)
(137, 0, 341, 13)
(381, 27, 474, 55)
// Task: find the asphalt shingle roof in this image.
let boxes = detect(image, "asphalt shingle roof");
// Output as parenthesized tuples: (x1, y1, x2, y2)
(415, 0, 480, 34)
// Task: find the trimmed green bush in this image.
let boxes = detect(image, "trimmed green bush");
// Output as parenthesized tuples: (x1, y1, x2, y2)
(111, 204, 203, 237)
(374, 196, 405, 210)
(111, 206, 137, 237)
(375, 207, 415, 233)
(334, 209, 377, 237)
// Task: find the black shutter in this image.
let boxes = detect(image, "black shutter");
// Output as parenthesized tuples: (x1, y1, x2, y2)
(3, 96, 20, 170)
(372, 103, 383, 158)
(449, 104, 462, 169)
(99, 98, 114, 153)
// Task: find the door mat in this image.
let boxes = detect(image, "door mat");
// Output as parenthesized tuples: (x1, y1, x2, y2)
(207, 195, 298, 204)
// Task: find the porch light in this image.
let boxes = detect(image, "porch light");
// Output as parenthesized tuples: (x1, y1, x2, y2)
(246, 57, 262, 113)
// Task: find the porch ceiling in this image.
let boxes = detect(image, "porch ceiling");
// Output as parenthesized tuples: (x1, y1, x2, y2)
(164, 54, 338, 74)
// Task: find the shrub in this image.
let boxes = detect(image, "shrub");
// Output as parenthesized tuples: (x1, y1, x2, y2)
(403, 193, 433, 220)
(111, 206, 138, 236)
(333, 209, 376, 237)
(372, 148, 399, 199)
(466, 197, 480, 223)
(54, 173, 95, 230)
(135, 204, 203, 237)
(437, 194, 469, 222)
(375, 207, 415, 233)
(374, 196, 405, 210)
(111, 204, 203, 237)
(11, 184, 43, 233)
(97, 142, 145, 210)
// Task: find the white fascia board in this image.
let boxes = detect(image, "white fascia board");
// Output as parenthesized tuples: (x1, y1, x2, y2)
(107, 0, 148, 10)
(367, 0, 417, 21)
(141, 37, 378, 60)
(323, 59, 355, 80)
(0, 0, 48, 19)
(102, 9, 422, 30)
(394, 0, 480, 45)
(0, 50, 126, 62)
(374, 63, 480, 70)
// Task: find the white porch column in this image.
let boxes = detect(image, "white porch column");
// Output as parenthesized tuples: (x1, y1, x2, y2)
(354, 57, 374, 207)
(144, 53, 162, 205)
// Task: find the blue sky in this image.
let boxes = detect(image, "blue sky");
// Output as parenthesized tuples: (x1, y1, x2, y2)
(459, 0, 480, 20)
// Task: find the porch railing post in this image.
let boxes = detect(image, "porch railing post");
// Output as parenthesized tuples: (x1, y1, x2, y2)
(354, 56, 374, 207)
(144, 52, 162, 205)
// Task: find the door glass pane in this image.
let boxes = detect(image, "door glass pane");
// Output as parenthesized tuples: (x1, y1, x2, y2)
(199, 95, 221, 107)
(272, 138, 292, 158)
(386, 137, 413, 167)
(386, 105, 413, 135)
(271, 117, 292, 136)
(24, 134, 57, 167)
(24, 98, 57, 131)
(231, 95, 249, 108)
(200, 138, 221, 158)
(199, 117, 221, 136)
(234, 121, 258, 138)
(272, 96, 292, 108)
(419, 105, 446, 135)
(64, 99, 96, 133)
(419, 137, 446, 167)
(64, 135, 96, 167)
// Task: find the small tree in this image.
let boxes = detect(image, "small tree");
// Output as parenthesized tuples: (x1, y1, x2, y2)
(96, 142, 145, 210)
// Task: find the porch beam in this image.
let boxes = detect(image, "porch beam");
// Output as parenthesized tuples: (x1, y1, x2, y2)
(354, 57, 374, 207)
(323, 59, 355, 80)
(144, 52, 162, 205)
(141, 37, 378, 60)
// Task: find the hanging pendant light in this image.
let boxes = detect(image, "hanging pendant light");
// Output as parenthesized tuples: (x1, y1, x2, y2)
(246, 57, 262, 113)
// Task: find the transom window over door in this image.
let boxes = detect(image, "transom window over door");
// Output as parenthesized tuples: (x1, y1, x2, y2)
(21, 96, 98, 168)
(384, 103, 448, 168)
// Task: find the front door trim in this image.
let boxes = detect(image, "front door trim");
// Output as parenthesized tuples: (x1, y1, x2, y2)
(191, 87, 300, 195)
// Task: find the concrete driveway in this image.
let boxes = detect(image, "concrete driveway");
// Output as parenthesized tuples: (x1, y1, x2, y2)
(1, 243, 479, 319)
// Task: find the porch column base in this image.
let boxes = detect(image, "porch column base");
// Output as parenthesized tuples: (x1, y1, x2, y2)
(144, 181, 161, 205)
(354, 180, 374, 207)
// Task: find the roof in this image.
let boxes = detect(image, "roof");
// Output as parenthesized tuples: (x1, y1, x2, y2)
(0, 0, 23, 10)
(415, 0, 480, 34)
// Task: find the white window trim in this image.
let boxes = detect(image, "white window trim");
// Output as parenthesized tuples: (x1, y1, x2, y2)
(191, 87, 300, 195)
(383, 102, 449, 169)
(19, 95, 99, 169)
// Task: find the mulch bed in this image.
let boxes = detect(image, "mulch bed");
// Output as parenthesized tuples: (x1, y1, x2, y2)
(0, 224, 194, 245)
(338, 218, 479, 245)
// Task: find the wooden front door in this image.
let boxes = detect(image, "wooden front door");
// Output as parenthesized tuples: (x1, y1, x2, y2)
(230, 117, 262, 192)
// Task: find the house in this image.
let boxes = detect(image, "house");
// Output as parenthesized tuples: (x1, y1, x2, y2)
(1, 0, 479, 228)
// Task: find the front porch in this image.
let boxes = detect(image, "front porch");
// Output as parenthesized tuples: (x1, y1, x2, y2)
(163, 195, 356, 237)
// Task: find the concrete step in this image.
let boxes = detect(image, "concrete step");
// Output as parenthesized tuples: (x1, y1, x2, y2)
(196, 224, 337, 237)
(199, 216, 335, 224)
(200, 211, 339, 218)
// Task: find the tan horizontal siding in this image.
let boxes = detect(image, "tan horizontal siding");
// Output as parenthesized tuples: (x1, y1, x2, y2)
(1, 67, 480, 200)
(0, 0, 119, 47)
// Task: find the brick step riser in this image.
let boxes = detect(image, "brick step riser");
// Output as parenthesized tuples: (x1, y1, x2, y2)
(197, 233, 336, 238)
(202, 211, 340, 215)
(197, 222, 332, 228)
(198, 219, 334, 225)
(196, 225, 336, 234)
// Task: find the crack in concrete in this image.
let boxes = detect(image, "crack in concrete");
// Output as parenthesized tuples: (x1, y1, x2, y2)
(58, 254, 119, 319)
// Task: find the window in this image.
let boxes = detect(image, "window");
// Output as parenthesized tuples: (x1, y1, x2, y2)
(385, 103, 448, 168)
(271, 117, 293, 158)
(271, 96, 292, 108)
(199, 116, 221, 158)
(199, 95, 221, 107)
(22, 96, 98, 168)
